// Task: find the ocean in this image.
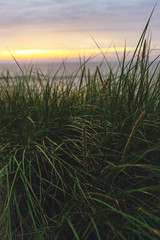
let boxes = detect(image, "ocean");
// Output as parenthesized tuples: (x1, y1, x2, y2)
(0, 60, 118, 78)
(0, 60, 158, 85)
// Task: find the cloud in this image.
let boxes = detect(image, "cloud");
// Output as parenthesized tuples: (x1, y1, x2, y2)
(0, 0, 158, 32)
(0, 0, 159, 52)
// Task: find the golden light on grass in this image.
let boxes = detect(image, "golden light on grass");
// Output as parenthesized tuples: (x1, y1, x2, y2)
(0, 47, 135, 60)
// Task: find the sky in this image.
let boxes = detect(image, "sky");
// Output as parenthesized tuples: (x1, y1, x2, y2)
(0, 0, 159, 62)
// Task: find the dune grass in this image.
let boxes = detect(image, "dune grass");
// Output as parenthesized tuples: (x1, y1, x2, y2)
(0, 8, 160, 240)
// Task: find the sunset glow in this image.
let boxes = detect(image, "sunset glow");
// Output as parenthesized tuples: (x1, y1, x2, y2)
(0, 47, 135, 61)
(0, 0, 159, 62)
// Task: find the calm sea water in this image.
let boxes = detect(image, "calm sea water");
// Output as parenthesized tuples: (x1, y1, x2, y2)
(0, 61, 118, 77)
(0, 60, 158, 82)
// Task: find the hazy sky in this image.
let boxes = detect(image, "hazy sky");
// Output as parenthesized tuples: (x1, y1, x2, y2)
(0, 0, 159, 61)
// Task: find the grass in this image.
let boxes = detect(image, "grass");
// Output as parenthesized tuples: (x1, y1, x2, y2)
(0, 7, 160, 240)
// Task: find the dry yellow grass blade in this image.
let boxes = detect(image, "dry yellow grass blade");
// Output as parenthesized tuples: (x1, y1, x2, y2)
(121, 110, 145, 160)
(82, 124, 87, 163)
